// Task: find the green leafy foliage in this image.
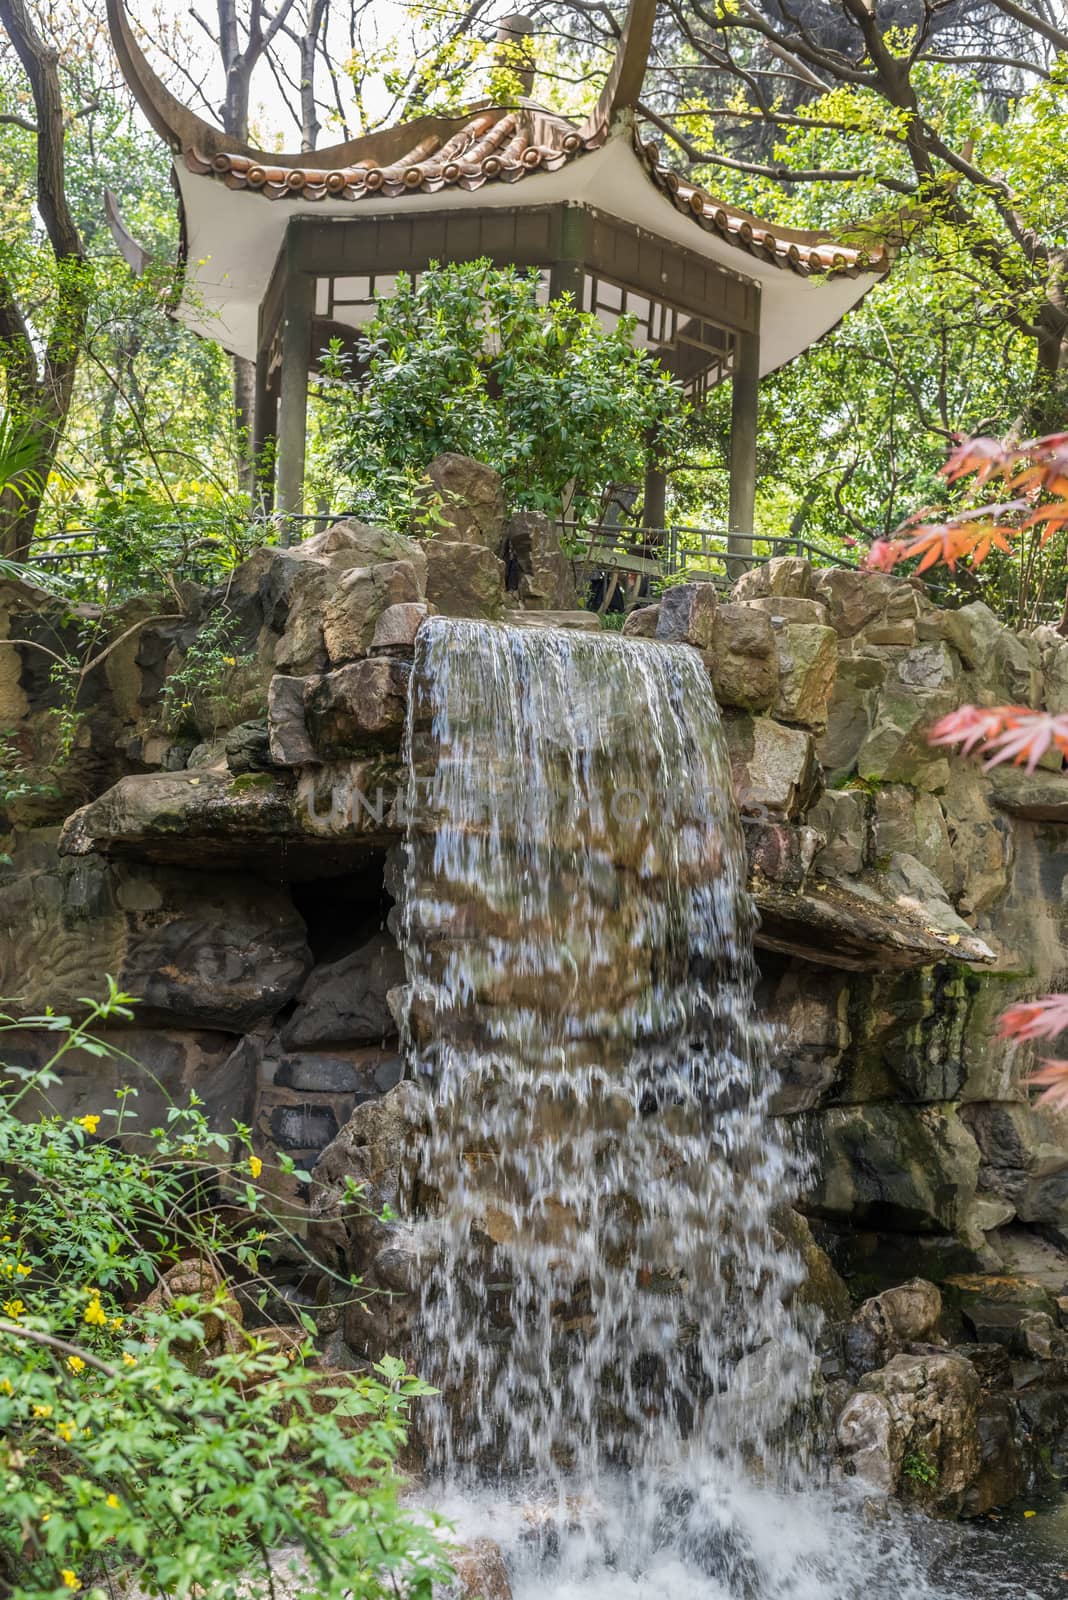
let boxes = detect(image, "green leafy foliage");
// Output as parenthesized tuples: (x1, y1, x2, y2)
(0, 983, 449, 1600)
(311, 259, 690, 525)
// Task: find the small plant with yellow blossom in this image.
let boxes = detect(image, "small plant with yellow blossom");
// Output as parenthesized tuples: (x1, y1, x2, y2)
(0, 982, 446, 1600)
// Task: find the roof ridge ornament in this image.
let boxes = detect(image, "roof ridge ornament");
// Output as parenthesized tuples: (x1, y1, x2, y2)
(579, 0, 657, 141)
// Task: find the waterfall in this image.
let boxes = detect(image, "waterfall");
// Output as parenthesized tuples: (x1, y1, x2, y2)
(396, 617, 1012, 1598)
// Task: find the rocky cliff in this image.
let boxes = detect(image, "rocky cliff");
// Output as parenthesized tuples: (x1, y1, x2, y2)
(3, 459, 1068, 1510)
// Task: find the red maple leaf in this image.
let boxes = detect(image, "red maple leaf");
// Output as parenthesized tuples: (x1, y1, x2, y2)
(929, 706, 1068, 772)
(998, 994, 1068, 1042)
(1025, 1058, 1068, 1111)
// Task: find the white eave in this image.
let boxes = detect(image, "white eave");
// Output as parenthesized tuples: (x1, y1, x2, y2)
(174, 133, 880, 377)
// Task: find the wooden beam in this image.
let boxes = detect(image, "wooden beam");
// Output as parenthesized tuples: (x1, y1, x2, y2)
(728, 328, 760, 575)
(276, 270, 313, 540)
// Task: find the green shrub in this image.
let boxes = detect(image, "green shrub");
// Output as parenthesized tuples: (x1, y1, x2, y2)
(0, 983, 449, 1600)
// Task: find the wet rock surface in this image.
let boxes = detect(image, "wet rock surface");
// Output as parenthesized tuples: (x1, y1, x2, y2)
(3, 472, 1068, 1528)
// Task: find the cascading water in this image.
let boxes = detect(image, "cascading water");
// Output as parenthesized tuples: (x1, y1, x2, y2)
(397, 617, 1056, 1599)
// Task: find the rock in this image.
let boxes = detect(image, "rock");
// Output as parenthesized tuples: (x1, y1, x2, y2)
(965, 1393, 1025, 1515)
(282, 934, 406, 1048)
(502, 511, 578, 610)
(745, 820, 822, 888)
(763, 965, 850, 1112)
(988, 768, 1068, 822)
(422, 455, 505, 546)
(801, 1102, 980, 1233)
(808, 790, 866, 878)
(622, 604, 660, 638)
(504, 610, 599, 632)
(322, 558, 427, 666)
(267, 674, 317, 768)
(6, 1022, 249, 1145)
(298, 518, 424, 567)
(446, 1538, 513, 1600)
(370, 602, 431, 655)
(753, 876, 996, 973)
(1015, 1309, 1068, 1362)
(774, 1207, 852, 1322)
(873, 789, 951, 885)
(0, 844, 309, 1032)
(310, 1082, 430, 1356)
(857, 681, 955, 792)
(747, 595, 830, 626)
(773, 622, 838, 728)
(811, 569, 900, 637)
(223, 721, 272, 775)
(942, 1272, 1060, 1347)
(655, 582, 719, 648)
(59, 763, 405, 870)
(139, 1259, 243, 1373)
(884, 852, 987, 948)
(723, 716, 816, 820)
(817, 655, 887, 780)
(959, 1102, 1068, 1226)
(305, 659, 412, 759)
(426, 541, 506, 618)
(700, 602, 778, 712)
(836, 1351, 980, 1512)
(847, 1278, 943, 1373)
(731, 556, 813, 602)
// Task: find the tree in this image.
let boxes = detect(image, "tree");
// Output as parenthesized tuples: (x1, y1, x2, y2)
(0, 0, 89, 559)
(312, 259, 690, 526)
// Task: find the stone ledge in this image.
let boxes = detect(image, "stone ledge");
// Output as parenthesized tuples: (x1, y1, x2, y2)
(753, 877, 997, 972)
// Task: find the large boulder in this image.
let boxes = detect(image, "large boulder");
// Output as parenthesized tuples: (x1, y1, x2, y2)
(322, 558, 427, 666)
(723, 715, 817, 819)
(304, 659, 412, 759)
(772, 621, 838, 728)
(847, 1278, 944, 1373)
(816, 655, 887, 781)
(502, 512, 578, 610)
(731, 556, 813, 602)
(421, 455, 504, 546)
(802, 1101, 981, 1234)
(836, 1351, 981, 1512)
(0, 837, 309, 1031)
(310, 1081, 430, 1359)
(281, 933, 406, 1049)
(656, 582, 718, 649)
(425, 541, 506, 619)
(700, 602, 777, 712)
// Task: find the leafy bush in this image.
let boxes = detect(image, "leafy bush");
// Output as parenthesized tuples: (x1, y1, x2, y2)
(312, 258, 690, 527)
(0, 983, 448, 1600)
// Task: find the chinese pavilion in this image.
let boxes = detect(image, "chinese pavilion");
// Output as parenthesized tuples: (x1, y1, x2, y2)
(107, 0, 888, 554)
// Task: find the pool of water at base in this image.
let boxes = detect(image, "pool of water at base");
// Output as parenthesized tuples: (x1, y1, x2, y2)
(435, 1476, 1068, 1600)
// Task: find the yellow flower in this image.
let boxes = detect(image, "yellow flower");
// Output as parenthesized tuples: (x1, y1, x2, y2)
(61, 1570, 79, 1589)
(66, 1356, 85, 1374)
(56, 1420, 75, 1442)
(83, 1298, 107, 1327)
(74, 1115, 100, 1134)
(105, 1493, 120, 1510)
(121, 1352, 137, 1368)
(248, 1155, 263, 1179)
(222, 655, 237, 667)
(32, 1404, 52, 1419)
(2, 1299, 25, 1321)
(110, 1317, 123, 1330)
(15, 1263, 30, 1278)
(0, 1377, 12, 1395)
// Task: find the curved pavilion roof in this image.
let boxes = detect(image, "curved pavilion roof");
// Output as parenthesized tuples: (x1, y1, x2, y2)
(107, 0, 889, 374)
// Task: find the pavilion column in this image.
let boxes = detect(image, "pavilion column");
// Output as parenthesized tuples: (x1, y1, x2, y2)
(276, 272, 314, 544)
(728, 327, 760, 576)
(252, 344, 278, 517)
